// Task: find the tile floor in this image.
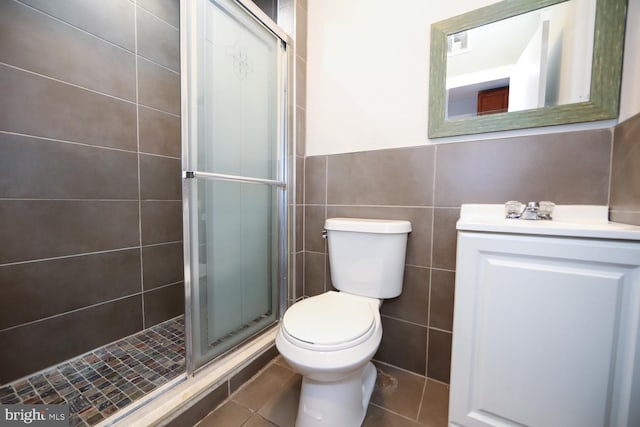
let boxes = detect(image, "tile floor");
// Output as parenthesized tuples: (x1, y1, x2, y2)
(0, 316, 185, 426)
(196, 356, 449, 427)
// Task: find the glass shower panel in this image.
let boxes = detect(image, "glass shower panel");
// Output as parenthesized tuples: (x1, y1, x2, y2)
(196, 179, 278, 358)
(199, 0, 280, 181)
(184, 0, 287, 372)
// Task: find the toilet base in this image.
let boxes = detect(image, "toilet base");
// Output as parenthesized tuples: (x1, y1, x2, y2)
(295, 361, 377, 427)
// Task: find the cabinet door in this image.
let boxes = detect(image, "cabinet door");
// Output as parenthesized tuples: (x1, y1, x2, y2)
(477, 86, 509, 115)
(449, 232, 640, 427)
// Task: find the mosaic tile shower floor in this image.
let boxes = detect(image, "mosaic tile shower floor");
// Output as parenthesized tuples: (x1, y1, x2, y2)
(0, 316, 185, 426)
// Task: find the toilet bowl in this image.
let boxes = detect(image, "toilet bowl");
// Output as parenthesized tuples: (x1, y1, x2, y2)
(276, 218, 411, 426)
(276, 291, 382, 426)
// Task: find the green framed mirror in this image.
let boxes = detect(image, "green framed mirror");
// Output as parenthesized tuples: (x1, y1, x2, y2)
(428, 0, 627, 138)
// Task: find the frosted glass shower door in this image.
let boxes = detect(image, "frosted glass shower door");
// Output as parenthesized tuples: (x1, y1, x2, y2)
(183, 0, 287, 372)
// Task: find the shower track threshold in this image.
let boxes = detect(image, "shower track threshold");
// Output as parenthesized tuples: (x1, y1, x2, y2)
(0, 315, 185, 427)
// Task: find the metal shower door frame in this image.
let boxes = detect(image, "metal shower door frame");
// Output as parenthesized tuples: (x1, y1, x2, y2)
(180, 0, 292, 376)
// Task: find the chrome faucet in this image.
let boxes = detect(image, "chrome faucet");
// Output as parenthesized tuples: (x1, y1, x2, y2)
(520, 201, 539, 220)
(505, 201, 554, 220)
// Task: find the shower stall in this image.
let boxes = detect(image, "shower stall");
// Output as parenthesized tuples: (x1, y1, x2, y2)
(0, 0, 291, 424)
(181, 0, 290, 373)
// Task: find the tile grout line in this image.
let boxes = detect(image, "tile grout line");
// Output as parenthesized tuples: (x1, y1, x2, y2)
(415, 379, 429, 424)
(0, 129, 180, 160)
(13, 0, 135, 55)
(425, 146, 438, 379)
(134, 4, 146, 331)
(0, 61, 180, 117)
(0, 293, 146, 334)
(0, 130, 137, 155)
(15, 0, 180, 71)
(0, 246, 142, 268)
(369, 402, 426, 424)
(135, 3, 180, 32)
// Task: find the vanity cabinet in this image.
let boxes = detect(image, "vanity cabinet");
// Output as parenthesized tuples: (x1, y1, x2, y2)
(449, 214, 640, 427)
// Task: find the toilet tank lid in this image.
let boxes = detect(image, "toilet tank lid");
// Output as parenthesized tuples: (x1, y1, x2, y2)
(325, 218, 411, 234)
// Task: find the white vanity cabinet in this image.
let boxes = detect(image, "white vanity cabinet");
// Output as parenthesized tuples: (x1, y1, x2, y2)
(449, 205, 640, 427)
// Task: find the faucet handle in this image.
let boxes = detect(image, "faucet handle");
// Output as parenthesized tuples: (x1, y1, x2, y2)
(538, 201, 555, 220)
(505, 201, 524, 218)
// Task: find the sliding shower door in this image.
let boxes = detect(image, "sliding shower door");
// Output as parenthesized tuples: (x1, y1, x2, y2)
(182, 0, 288, 372)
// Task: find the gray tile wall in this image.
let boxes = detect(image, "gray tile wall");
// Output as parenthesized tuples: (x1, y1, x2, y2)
(279, 0, 307, 304)
(610, 112, 640, 225)
(303, 128, 613, 383)
(0, 0, 183, 384)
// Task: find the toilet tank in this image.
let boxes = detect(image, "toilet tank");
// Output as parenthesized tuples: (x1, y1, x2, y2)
(324, 218, 411, 299)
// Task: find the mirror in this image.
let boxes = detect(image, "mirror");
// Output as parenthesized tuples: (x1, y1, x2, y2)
(428, 0, 627, 138)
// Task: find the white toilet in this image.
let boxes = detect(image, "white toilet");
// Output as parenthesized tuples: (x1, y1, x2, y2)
(276, 217, 412, 426)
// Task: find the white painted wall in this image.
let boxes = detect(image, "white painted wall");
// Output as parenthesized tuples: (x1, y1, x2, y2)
(306, 0, 638, 156)
(619, 0, 640, 122)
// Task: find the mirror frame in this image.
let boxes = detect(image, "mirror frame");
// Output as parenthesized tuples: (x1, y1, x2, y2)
(428, 0, 627, 138)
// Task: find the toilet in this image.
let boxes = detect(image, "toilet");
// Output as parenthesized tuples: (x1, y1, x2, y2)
(276, 217, 412, 426)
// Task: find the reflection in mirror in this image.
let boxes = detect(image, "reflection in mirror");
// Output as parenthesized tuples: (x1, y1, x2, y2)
(445, 0, 596, 120)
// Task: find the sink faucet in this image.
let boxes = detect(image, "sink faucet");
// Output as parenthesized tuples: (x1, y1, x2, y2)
(521, 201, 539, 220)
(505, 201, 554, 220)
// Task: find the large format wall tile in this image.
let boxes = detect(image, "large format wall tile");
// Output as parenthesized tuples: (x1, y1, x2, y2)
(143, 282, 185, 327)
(326, 205, 432, 267)
(0, 249, 141, 330)
(296, 206, 303, 251)
(137, 0, 180, 29)
(431, 208, 460, 271)
(304, 251, 325, 297)
(19, 0, 135, 51)
(296, 156, 304, 204)
(380, 266, 429, 325)
(142, 242, 184, 290)
(138, 57, 181, 115)
(139, 106, 181, 157)
(0, 0, 184, 382)
(375, 316, 427, 375)
(435, 130, 612, 207)
(429, 269, 455, 332)
(0, 64, 137, 150)
(327, 146, 434, 206)
(304, 155, 326, 204)
(141, 201, 183, 245)
(304, 205, 325, 253)
(140, 154, 182, 200)
(306, 126, 621, 386)
(0, 1, 136, 100)
(427, 329, 452, 383)
(610, 211, 640, 226)
(137, 6, 180, 72)
(610, 112, 640, 215)
(0, 295, 142, 384)
(0, 200, 139, 264)
(0, 133, 138, 199)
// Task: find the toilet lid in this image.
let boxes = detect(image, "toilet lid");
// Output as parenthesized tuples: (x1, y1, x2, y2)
(282, 291, 375, 346)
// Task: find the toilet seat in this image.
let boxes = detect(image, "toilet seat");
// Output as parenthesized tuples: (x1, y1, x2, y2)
(282, 291, 377, 352)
